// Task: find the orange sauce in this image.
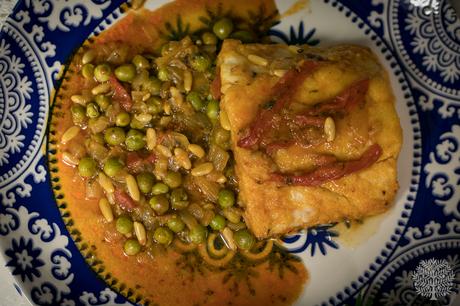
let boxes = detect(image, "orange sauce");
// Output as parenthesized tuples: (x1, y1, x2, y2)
(51, 1, 308, 305)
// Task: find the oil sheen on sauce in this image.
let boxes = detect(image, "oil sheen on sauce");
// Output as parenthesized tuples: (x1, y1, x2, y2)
(52, 1, 308, 306)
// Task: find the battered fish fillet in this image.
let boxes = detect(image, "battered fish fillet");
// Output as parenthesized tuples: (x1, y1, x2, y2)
(217, 40, 402, 238)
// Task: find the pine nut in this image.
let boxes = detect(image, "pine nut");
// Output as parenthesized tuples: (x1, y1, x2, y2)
(98, 172, 114, 193)
(191, 162, 214, 176)
(156, 144, 172, 158)
(146, 128, 157, 150)
(220, 109, 231, 131)
(134, 113, 152, 123)
(183, 70, 193, 92)
(125, 174, 140, 201)
(187, 144, 205, 159)
(91, 83, 111, 95)
(82, 49, 96, 65)
(142, 92, 151, 101)
(104, 193, 114, 206)
(99, 198, 114, 222)
(61, 126, 80, 144)
(70, 94, 89, 105)
(62, 151, 79, 166)
(164, 102, 171, 115)
(174, 148, 192, 170)
(170, 87, 184, 105)
(247, 54, 268, 66)
(273, 69, 287, 77)
(221, 227, 237, 251)
(324, 117, 336, 142)
(216, 175, 227, 184)
(134, 221, 147, 245)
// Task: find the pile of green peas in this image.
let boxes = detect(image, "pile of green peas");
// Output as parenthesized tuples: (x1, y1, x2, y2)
(67, 16, 259, 258)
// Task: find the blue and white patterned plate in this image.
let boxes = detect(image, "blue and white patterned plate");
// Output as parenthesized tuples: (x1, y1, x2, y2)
(0, 0, 459, 305)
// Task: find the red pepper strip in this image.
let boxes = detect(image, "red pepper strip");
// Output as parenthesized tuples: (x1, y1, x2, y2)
(270, 143, 382, 186)
(238, 60, 321, 149)
(210, 68, 221, 100)
(144, 152, 157, 164)
(114, 189, 137, 211)
(308, 79, 369, 116)
(293, 115, 325, 127)
(126, 152, 144, 172)
(109, 75, 133, 112)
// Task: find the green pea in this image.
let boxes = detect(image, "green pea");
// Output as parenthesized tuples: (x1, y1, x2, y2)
(209, 214, 226, 231)
(234, 229, 255, 250)
(143, 76, 162, 96)
(145, 97, 163, 114)
(115, 64, 136, 82)
(115, 111, 131, 127)
(71, 104, 86, 123)
(149, 195, 169, 215)
(86, 102, 100, 119)
(218, 189, 235, 208)
(206, 99, 219, 120)
(202, 32, 218, 45)
(103, 157, 123, 177)
(116, 216, 133, 235)
(95, 95, 111, 110)
(190, 54, 211, 72)
(132, 54, 150, 69)
(186, 92, 204, 111)
(230, 30, 255, 43)
(213, 17, 234, 40)
(157, 67, 169, 81)
(167, 216, 185, 233)
(78, 157, 97, 177)
(81, 63, 94, 79)
(124, 239, 141, 256)
(170, 188, 189, 210)
(94, 63, 112, 82)
(152, 182, 169, 195)
(125, 129, 146, 151)
(189, 224, 207, 244)
(154, 227, 173, 245)
(136, 172, 155, 194)
(163, 171, 182, 189)
(104, 127, 125, 146)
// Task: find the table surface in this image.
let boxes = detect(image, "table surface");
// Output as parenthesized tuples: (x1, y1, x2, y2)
(1, 1, 460, 306)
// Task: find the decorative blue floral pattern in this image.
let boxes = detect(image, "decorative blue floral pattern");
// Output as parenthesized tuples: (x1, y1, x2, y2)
(5, 237, 44, 282)
(0, 0, 459, 305)
(269, 21, 320, 45)
(283, 224, 339, 256)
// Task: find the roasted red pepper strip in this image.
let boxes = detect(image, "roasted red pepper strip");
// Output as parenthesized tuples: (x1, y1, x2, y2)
(144, 152, 157, 164)
(114, 189, 136, 211)
(307, 79, 369, 115)
(210, 68, 221, 100)
(109, 75, 133, 111)
(270, 144, 382, 186)
(238, 60, 321, 149)
(126, 152, 144, 172)
(292, 114, 325, 127)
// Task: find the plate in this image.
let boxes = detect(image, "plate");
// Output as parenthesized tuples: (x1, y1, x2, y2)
(0, 0, 459, 305)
